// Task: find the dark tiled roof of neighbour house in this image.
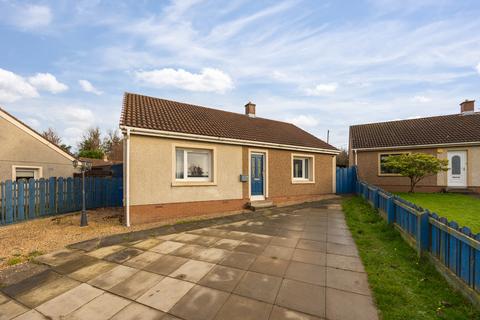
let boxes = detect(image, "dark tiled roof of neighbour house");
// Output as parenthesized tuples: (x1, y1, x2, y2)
(350, 112, 480, 149)
(120, 92, 337, 151)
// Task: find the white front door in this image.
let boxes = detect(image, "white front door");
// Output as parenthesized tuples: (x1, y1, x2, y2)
(447, 151, 467, 187)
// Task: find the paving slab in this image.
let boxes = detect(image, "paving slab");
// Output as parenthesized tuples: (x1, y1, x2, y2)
(292, 249, 326, 266)
(169, 259, 215, 282)
(0, 300, 29, 320)
(198, 265, 245, 292)
(10, 274, 80, 308)
(219, 251, 256, 270)
(52, 254, 98, 275)
(136, 277, 194, 312)
(296, 239, 326, 252)
(326, 253, 365, 272)
(326, 243, 359, 257)
(169, 285, 229, 320)
(326, 288, 379, 320)
(124, 251, 163, 269)
(261, 245, 294, 260)
(109, 270, 163, 299)
(150, 241, 185, 254)
(143, 255, 188, 276)
(233, 242, 266, 254)
(68, 260, 117, 282)
(193, 248, 229, 263)
(104, 247, 144, 264)
(285, 261, 326, 286)
(12, 309, 46, 320)
(214, 294, 272, 320)
(131, 238, 163, 250)
(110, 302, 165, 320)
(233, 271, 282, 303)
(326, 267, 371, 296)
(87, 265, 138, 290)
(212, 239, 241, 250)
(269, 305, 323, 320)
(34, 249, 83, 267)
(35, 283, 103, 318)
(276, 279, 325, 317)
(249, 256, 289, 277)
(66, 292, 130, 320)
(87, 245, 125, 259)
(269, 236, 299, 248)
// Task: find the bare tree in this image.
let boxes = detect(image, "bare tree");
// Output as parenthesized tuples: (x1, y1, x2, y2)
(41, 128, 72, 153)
(78, 127, 104, 159)
(41, 128, 62, 145)
(103, 129, 123, 161)
(336, 148, 349, 167)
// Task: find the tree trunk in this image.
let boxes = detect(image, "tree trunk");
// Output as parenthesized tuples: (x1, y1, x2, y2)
(409, 178, 415, 193)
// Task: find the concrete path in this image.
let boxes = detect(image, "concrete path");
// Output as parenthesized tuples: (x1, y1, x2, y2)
(0, 199, 379, 320)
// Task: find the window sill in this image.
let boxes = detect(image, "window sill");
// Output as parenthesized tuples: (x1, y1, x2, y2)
(377, 174, 402, 177)
(171, 181, 217, 187)
(291, 179, 315, 184)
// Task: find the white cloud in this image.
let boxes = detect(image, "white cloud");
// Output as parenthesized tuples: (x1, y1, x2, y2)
(28, 73, 68, 94)
(412, 95, 431, 103)
(135, 68, 234, 93)
(78, 80, 103, 95)
(11, 4, 52, 29)
(0, 68, 38, 103)
(287, 115, 319, 128)
(476, 62, 480, 75)
(304, 83, 338, 96)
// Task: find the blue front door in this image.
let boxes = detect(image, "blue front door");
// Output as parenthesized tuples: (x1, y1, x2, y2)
(251, 153, 264, 196)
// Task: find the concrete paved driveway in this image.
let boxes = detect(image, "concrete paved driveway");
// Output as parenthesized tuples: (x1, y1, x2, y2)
(0, 199, 378, 320)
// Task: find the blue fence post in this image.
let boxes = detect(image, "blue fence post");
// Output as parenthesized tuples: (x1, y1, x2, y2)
(386, 196, 395, 224)
(39, 179, 46, 216)
(28, 178, 36, 219)
(58, 178, 64, 213)
(5, 180, 13, 224)
(416, 210, 429, 256)
(17, 180, 25, 221)
(48, 177, 56, 215)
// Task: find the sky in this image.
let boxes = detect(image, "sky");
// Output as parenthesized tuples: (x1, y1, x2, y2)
(1, 0, 480, 150)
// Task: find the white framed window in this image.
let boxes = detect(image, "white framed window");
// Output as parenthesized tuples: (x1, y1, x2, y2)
(378, 153, 404, 176)
(12, 166, 42, 181)
(292, 155, 314, 183)
(175, 148, 213, 182)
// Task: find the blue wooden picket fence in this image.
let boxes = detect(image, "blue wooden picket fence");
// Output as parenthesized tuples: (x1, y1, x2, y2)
(0, 176, 123, 225)
(336, 166, 357, 194)
(356, 179, 480, 301)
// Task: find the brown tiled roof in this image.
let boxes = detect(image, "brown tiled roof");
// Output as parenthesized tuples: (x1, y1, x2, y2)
(350, 112, 480, 149)
(120, 92, 336, 150)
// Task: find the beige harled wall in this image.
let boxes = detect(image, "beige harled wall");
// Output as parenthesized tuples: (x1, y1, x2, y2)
(0, 117, 75, 181)
(129, 135, 244, 206)
(437, 146, 480, 187)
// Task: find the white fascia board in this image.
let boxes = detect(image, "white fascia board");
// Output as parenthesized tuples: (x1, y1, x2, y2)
(353, 141, 480, 151)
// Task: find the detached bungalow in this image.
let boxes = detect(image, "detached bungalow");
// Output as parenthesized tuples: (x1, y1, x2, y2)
(0, 107, 76, 182)
(349, 100, 480, 193)
(120, 93, 339, 225)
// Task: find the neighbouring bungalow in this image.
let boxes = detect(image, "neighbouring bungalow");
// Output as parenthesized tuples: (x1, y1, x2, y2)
(0, 107, 76, 182)
(349, 100, 480, 193)
(120, 92, 339, 225)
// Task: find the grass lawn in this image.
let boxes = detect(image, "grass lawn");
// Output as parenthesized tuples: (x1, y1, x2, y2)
(397, 193, 480, 234)
(342, 196, 480, 320)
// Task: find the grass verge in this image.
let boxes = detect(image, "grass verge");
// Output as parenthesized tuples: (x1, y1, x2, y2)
(397, 193, 480, 234)
(342, 196, 480, 320)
